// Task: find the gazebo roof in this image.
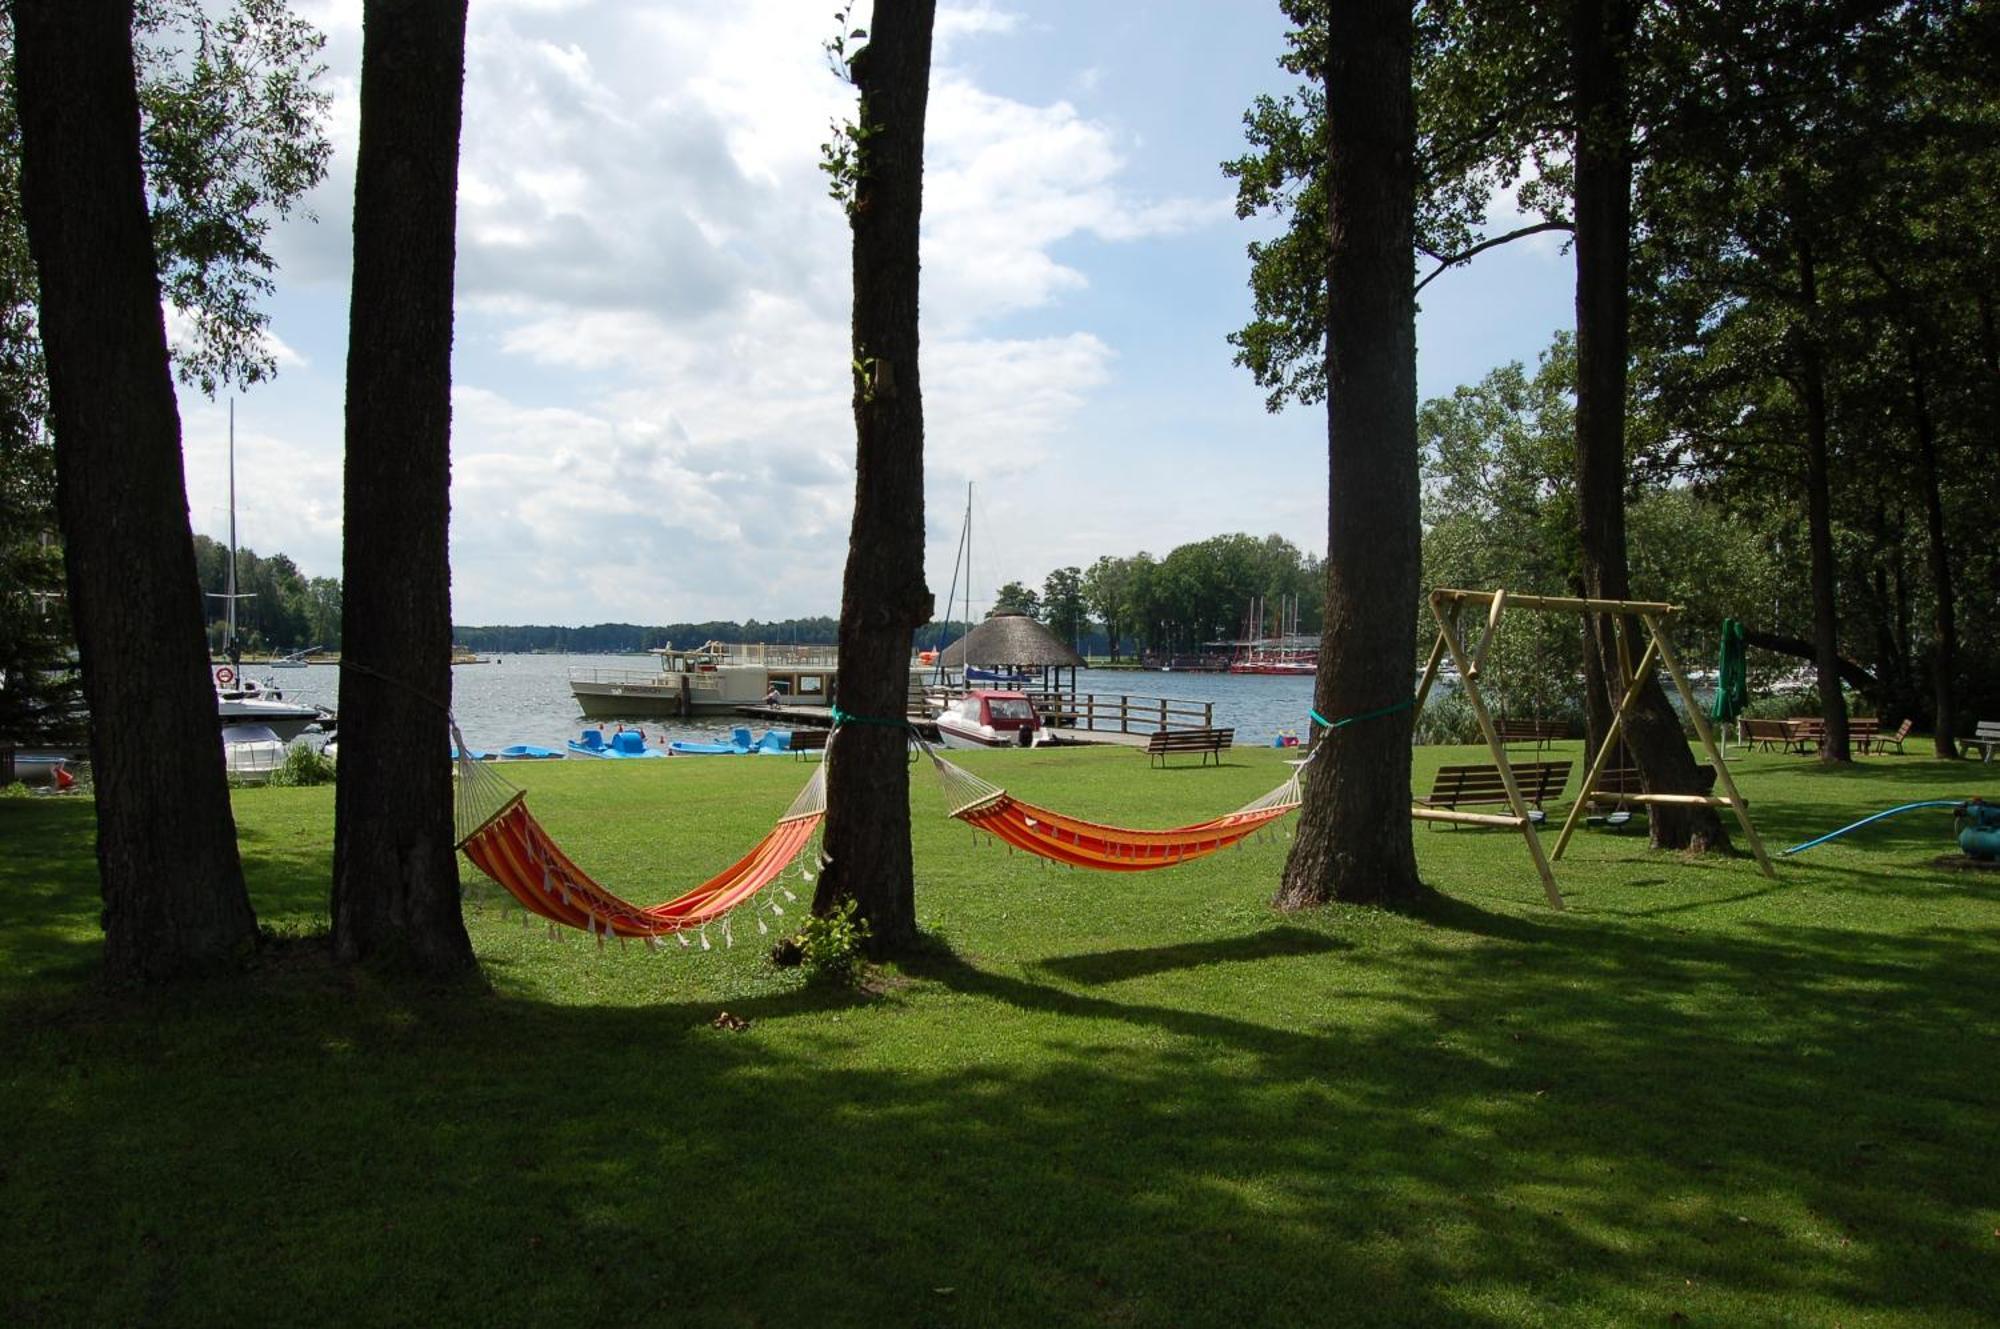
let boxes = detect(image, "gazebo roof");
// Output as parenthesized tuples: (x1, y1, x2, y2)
(939, 609, 1085, 669)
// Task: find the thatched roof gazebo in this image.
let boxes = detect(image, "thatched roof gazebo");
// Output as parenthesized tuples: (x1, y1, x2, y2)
(939, 608, 1084, 695)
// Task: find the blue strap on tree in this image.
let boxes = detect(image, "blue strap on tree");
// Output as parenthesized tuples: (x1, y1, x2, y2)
(1309, 697, 1415, 732)
(829, 704, 911, 730)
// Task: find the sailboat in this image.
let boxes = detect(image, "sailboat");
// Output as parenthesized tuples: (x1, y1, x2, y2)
(208, 402, 330, 742)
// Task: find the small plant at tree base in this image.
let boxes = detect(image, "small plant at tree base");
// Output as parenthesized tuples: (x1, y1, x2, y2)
(797, 897, 871, 986)
(268, 742, 335, 787)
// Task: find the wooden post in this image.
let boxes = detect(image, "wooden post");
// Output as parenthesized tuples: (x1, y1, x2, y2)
(1410, 630, 1448, 729)
(1642, 613, 1776, 879)
(1552, 634, 1661, 859)
(1429, 594, 1565, 908)
(1468, 587, 1508, 680)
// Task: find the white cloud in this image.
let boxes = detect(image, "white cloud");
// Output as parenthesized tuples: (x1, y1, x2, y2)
(200, 0, 1240, 623)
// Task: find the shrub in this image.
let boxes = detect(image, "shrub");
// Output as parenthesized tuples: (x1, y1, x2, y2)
(797, 897, 870, 987)
(269, 743, 337, 787)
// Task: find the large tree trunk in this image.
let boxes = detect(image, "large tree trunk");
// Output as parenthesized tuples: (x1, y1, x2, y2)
(1570, 0, 1728, 850)
(1906, 355, 1958, 756)
(1276, 0, 1423, 911)
(331, 0, 473, 976)
(13, 0, 257, 981)
(815, 0, 937, 955)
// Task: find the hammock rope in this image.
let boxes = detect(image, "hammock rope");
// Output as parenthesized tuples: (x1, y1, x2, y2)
(451, 720, 824, 945)
(918, 735, 1308, 872)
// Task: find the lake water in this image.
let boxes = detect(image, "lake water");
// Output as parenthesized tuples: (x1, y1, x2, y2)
(258, 655, 1320, 752)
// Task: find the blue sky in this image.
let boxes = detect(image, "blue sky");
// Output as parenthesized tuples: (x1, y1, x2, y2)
(174, 0, 1575, 625)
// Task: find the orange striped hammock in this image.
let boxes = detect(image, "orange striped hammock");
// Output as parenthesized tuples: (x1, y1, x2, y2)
(452, 742, 823, 946)
(922, 746, 1306, 871)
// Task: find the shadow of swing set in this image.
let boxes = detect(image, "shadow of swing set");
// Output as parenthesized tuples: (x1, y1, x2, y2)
(1411, 588, 1774, 909)
(448, 586, 1773, 941)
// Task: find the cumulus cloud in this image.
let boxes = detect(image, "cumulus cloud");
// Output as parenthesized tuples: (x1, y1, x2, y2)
(207, 0, 1235, 622)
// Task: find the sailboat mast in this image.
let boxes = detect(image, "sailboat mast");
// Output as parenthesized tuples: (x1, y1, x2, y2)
(226, 399, 239, 669)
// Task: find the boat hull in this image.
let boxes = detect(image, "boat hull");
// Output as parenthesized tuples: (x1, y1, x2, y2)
(933, 717, 1037, 749)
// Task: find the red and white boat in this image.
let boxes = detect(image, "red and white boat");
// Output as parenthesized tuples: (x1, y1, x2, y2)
(933, 689, 1043, 748)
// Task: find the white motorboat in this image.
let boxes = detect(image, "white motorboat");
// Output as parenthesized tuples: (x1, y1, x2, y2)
(222, 724, 288, 784)
(933, 689, 1044, 749)
(213, 667, 331, 741)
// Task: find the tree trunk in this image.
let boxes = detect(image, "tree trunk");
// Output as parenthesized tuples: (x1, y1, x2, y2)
(1570, 0, 1727, 850)
(815, 0, 938, 954)
(13, 0, 257, 981)
(331, 0, 474, 976)
(1793, 239, 1849, 764)
(1276, 0, 1423, 911)
(1906, 355, 1958, 756)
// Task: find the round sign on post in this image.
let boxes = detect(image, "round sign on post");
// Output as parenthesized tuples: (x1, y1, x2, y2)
(215, 666, 235, 686)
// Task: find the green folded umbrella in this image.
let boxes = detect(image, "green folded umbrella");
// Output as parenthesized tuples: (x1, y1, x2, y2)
(1710, 618, 1749, 723)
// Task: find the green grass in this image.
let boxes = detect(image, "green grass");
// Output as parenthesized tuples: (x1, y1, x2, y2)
(2, 743, 1997, 1327)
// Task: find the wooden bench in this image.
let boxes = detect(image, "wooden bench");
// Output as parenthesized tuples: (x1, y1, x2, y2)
(1741, 717, 1806, 753)
(1861, 718, 1913, 755)
(1416, 759, 1572, 825)
(789, 728, 829, 760)
(1145, 728, 1233, 767)
(1965, 720, 2000, 764)
(1494, 718, 1566, 750)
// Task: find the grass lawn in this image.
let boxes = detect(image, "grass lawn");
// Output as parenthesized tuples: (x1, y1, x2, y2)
(2, 742, 1997, 1327)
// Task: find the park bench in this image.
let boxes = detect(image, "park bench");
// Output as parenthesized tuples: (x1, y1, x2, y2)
(1965, 720, 2000, 763)
(1790, 716, 1877, 753)
(1416, 759, 1572, 825)
(1741, 717, 1807, 753)
(1494, 718, 1566, 750)
(789, 728, 828, 760)
(1861, 718, 1914, 755)
(1145, 727, 1233, 767)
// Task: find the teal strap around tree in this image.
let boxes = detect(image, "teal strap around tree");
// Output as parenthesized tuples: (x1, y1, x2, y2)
(829, 704, 911, 729)
(1309, 697, 1415, 732)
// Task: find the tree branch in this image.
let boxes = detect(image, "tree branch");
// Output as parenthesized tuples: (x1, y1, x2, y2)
(1415, 220, 1574, 294)
(1741, 626, 1877, 695)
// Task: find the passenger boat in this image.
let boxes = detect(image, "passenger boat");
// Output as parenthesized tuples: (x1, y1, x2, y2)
(933, 689, 1043, 749)
(569, 641, 838, 719)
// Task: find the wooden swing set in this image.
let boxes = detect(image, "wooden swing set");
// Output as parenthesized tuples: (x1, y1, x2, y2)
(1410, 588, 1775, 909)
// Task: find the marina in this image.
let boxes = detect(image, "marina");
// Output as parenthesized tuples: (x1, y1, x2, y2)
(241, 653, 1316, 756)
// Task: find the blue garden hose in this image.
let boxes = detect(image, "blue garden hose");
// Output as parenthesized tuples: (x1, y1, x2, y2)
(1781, 800, 1963, 856)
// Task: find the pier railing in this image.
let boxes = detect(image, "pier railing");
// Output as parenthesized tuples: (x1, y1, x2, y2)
(1026, 690, 1213, 735)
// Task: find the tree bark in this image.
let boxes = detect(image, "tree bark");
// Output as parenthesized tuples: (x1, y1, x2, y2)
(1276, 0, 1424, 911)
(815, 0, 937, 954)
(1906, 354, 1958, 756)
(331, 0, 473, 975)
(13, 0, 258, 981)
(1793, 237, 1849, 764)
(1570, 0, 1728, 850)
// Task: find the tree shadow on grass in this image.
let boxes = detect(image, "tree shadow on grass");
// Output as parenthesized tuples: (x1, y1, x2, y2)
(6, 809, 1999, 1327)
(1031, 925, 1346, 986)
